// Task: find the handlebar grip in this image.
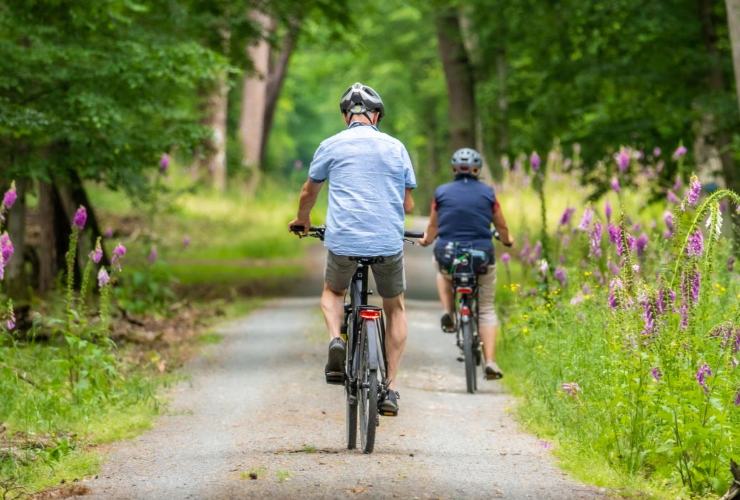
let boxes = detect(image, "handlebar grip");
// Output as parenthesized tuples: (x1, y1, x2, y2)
(404, 231, 425, 239)
(290, 224, 306, 233)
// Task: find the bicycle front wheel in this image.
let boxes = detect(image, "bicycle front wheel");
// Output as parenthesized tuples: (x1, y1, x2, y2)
(462, 321, 476, 394)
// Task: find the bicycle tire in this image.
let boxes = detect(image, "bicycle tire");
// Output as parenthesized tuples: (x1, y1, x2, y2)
(358, 325, 378, 453)
(462, 321, 476, 394)
(346, 316, 357, 450)
(346, 395, 357, 450)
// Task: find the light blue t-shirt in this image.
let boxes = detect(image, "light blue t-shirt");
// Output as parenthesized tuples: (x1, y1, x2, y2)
(308, 123, 417, 256)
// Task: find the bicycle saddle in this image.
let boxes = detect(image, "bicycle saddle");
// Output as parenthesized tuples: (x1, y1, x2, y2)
(349, 256, 386, 264)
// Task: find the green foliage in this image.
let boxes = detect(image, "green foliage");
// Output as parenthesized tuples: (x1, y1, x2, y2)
(0, 0, 227, 191)
(497, 167, 739, 495)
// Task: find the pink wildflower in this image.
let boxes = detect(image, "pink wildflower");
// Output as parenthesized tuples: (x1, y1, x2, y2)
(2, 182, 17, 209)
(72, 206, 87, 230)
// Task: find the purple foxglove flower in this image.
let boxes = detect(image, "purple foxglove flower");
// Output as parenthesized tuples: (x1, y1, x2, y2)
(104, 227, 114, 238)
(627, 233, 636, 253)
(663, 211, 674, 232)
(577, 207, 594, 231)
(582, 284, 591, 295)
(695, 363, 712, 392)
(667, 190, 680, 204)
(111, 243, 127, 270)
(538, 259, 549, 276)
(608, 260, 620, 275)
(532, 241, 542, 261)
(650, 367, 662, 382)
(610, 176, 620, 193)
(608, 278, 622, 309)
(530, 151, 541, 172)
(501, 252, 511, 265)
(89, 241, 103, 264)
(0, 232, 14, 263)
(735, 391, 740, 407)
(679, 301, 689, 329)
(641, 298, 655, 335)
(554, 266, 567, 286)
(673, 176, 683, 191)
(72, 206, 87, 230)
(559, 207, 576, 226)
(561, 382, 581, 396)
(97, 267, 110, 288)
(148, 246, 158, 264)
(635, 233, 648, 256)
(672, 145, 687, 160)
(589, 222, 603, 257)
(160, 153, 170, 173)
(686, 230, 704, 257)
(6, 305, 15, 331)
(690, 270, 701, 303)
(183, 235, 191, 248)
(2, 181, 17, 209)
(616, 148, 630, 172)
(113, 243, 126, 258)
(653, 147, 661, 157)
(604, 201, 612, 222)
(687, 175, 701, 207)
(519, 241, 530, 262)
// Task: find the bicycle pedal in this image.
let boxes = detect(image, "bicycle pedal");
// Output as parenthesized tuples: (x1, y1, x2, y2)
(325, 371, 344, 385)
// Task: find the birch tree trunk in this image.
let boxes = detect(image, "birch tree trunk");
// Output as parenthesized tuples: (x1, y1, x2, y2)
(206, 71, 229, 192)
(727, 0, 740, 111)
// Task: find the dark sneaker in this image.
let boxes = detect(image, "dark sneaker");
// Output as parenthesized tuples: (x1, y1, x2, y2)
(440, 312, 456, 333)
(484, 361, 504, 380)
(379, 390, 400, 416)
(325, 337, 345, 385)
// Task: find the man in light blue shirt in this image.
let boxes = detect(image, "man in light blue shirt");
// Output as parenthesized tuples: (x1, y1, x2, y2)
(289, 83, 416, 415)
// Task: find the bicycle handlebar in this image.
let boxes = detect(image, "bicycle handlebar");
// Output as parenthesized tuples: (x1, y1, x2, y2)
(290, 225, 424, 240)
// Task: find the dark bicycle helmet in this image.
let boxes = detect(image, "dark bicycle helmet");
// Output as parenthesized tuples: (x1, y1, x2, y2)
(339, 82, 385, 121)
(451, 148, 482, 177)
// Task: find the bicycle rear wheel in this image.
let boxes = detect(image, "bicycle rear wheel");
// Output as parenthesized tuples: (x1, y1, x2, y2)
(358, 324, 378, 453)
(462, 321, 476, 394)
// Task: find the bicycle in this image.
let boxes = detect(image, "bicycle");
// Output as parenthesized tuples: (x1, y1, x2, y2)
(439, 231, 503, 394)
(290, 225, 423, 453)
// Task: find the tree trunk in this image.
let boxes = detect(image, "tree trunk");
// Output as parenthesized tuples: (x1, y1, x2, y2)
(239, 11, 273, 194)
(435, 6, 477, 152)
(699, 0, 738, 193)
(260, 20, 301, 167)
(36, 181, 60, 293)
(727, 0, 740, 111)
(205, 71, 229, 192)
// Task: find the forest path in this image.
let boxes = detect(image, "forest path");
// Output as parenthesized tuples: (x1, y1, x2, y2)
(80, 236, 607, 499)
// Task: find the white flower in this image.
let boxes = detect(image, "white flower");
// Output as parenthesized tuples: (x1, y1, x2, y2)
(538, 259, 549, 275)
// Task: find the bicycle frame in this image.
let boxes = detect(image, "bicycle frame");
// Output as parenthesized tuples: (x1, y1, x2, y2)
(344, 260, 388, 399)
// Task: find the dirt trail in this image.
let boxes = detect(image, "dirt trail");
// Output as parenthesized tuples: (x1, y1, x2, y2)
(80, 238, 607, 499)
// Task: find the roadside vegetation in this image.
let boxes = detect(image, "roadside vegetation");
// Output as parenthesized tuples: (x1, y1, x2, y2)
(495, 150, 739, 498)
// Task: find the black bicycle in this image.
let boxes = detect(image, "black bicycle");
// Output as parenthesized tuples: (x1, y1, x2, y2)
(290, 225, 422, 453)
(440, 231, 503, 394)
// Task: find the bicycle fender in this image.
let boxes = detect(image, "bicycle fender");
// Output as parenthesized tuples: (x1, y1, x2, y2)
(364, 320, 381, 371)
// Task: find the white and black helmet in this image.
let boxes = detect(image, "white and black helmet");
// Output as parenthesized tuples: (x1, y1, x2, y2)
(339, 82, 385, 121)
(451, 147, 482, 177)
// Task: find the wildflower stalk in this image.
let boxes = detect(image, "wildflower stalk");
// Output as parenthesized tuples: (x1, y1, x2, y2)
(99, 282, 112, 336)
(670, 189, 739, 287)
(65, 228, 80, 330)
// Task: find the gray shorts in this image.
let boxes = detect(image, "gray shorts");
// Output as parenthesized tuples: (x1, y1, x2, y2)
(325, 251, 406, 298)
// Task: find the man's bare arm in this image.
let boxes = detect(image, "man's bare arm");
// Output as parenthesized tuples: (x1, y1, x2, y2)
(404, 188, 415, 214)
(419, 203, 439, 246)
(288, 180, 323, 232)
(492, 202, 513, 246)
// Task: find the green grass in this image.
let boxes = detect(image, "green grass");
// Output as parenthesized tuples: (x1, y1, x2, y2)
(166, 263, 303, 286)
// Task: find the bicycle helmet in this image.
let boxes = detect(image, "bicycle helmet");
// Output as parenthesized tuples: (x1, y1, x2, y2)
(451, 148, 482, 177)
(339, 82, 385, 122)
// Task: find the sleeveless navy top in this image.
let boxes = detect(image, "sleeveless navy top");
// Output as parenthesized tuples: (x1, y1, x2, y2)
(434, 176, 495, 254)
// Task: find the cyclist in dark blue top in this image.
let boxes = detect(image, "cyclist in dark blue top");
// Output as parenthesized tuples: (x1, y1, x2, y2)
(420, 148, 513, 380)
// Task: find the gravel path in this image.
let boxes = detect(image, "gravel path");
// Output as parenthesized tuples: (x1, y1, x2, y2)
(80, 240, 608, 499)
